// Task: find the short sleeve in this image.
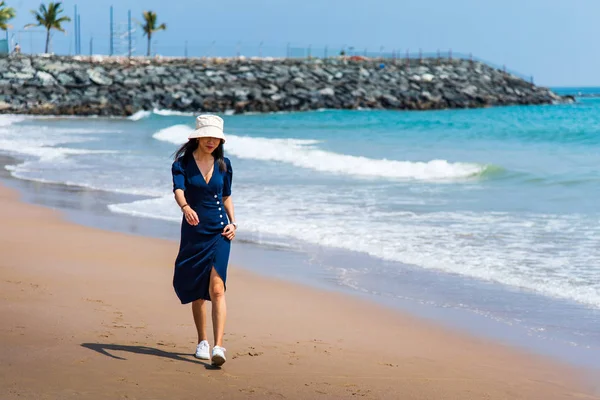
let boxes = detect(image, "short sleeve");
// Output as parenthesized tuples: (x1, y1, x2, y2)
(172, 158, 186, 192)
(223, 158, 233, 197)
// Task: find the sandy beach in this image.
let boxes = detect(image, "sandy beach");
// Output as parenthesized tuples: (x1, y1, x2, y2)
(0, 182, 597, 400)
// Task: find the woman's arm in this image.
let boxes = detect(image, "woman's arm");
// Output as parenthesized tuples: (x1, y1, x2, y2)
(223, 195, 236, 227)
(221, 196, 236, 240)
(221, 158, 235, 239)
(174, 188, 187, 209)
(175, 188, 199, 226)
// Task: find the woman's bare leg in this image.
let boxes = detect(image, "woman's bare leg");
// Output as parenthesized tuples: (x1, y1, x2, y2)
(191, 299, 208, 344)
(209, 267, 227, 347)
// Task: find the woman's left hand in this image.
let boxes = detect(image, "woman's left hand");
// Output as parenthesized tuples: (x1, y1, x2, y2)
(222, 224, 236, 241)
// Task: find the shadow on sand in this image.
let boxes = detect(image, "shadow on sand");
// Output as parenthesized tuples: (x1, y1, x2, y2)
(80, 343, 220, 370)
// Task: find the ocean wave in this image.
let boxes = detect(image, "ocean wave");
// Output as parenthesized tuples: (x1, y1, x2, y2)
(0, 115, 27, 127)
(6, 168, 159, 197)
(0, 114, 125, 159)
(152, 124, 490, 181)
(0, 120, 119, 161)
(108, 192, 600, 309)
(0, 141, 117, 160)
(108, 196, 181, 221)
(129, 108, 336, 120)
(128, 109, 196, 120)
(152, 124, 192, 143)
(152, 109, 196, 117)
(128, 110, 152, 121)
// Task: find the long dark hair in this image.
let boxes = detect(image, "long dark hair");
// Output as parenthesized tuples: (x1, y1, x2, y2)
(173, 139, 227, 172)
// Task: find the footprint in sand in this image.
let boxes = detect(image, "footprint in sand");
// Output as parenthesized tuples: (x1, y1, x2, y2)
(310, 341, 333, 354)
(156, 341, 177, 347)
(346, 388, 371, 397)
(380, 362, 398, 367)
(84, 298, 105, 304)
(231, 346, 264, 359)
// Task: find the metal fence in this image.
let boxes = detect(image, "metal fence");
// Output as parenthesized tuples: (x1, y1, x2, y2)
(2, 29, 534, 83)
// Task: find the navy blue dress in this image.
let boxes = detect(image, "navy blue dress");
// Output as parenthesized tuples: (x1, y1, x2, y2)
(171, 156, 233, 304)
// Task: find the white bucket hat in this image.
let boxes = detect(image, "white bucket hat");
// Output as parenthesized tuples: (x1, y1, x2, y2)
(188, 114, 226, 143)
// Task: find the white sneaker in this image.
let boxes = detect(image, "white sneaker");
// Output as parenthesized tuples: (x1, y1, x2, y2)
(211, 346, 226, 366)
(195, 340, 210, 360)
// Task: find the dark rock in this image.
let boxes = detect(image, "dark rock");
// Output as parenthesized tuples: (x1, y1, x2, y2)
(0, 55, 571, 116)
(72, 70, 91, 84)
(88, 68, 113, 85)
(381, 94, 400, 107)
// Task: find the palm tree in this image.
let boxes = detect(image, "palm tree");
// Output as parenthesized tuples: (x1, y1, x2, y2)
(25, 2, 71, 54)
(140, 11, 166, 57)
(0, 1, 17, 31)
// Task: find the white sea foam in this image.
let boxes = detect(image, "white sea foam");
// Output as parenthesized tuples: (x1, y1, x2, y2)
(0, 140, 116, 160)
(152, 109, 195, 117)
(0, 114, 148, 195)
(108, 188, 600, 309)
(108, 196, 181, 222)
(226, 136, 486, 181)
(5, 167, 159, 196)
(128, 110, 152, 121)
(0, 115, 27, 127)
(0, 117, 117, 161)
(127, 109, 196, 120)
(152, 124, 192, 143)
(153, 124, 488, 181)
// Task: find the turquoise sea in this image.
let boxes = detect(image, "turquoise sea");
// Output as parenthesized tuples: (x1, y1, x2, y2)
(1, 94, 599, 367)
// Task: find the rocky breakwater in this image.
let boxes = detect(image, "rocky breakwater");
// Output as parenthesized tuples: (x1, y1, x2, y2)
(0, 55, 569, 116)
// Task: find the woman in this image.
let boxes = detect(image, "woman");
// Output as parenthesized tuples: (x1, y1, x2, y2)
(171, 114, 237, 367)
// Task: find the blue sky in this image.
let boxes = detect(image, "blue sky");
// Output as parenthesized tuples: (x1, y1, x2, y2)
(3, 0, 598, 86)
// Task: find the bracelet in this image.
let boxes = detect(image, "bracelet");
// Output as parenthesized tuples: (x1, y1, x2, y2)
(181, 204, 189, 211)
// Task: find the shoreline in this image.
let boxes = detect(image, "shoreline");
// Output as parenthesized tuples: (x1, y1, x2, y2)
(2, 141, 600, 372)
(0, 171, 599, 398)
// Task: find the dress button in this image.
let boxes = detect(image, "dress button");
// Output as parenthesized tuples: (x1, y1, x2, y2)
(220, 222, 224, 225)
(218, 207, 221, 211)
(216, 201, 220, 204)
(214, 195, 217, 198)
(220, 215, 223, 218)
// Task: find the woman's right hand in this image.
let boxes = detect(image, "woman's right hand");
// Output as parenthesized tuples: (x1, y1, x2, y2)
(183, 206, 199, 226)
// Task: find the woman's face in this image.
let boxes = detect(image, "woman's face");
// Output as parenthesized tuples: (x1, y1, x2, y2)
(198, 137, 220, 153)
